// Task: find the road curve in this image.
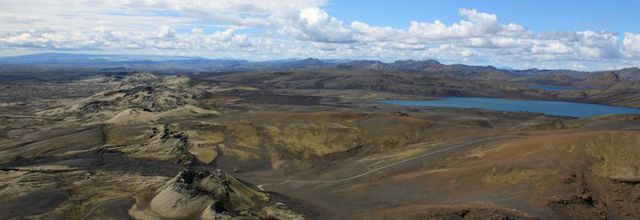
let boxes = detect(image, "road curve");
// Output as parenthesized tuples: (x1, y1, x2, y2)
(257, 135, 522, 190)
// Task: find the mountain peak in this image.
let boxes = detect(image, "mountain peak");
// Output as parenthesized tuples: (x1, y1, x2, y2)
(392, 59, 441, 65)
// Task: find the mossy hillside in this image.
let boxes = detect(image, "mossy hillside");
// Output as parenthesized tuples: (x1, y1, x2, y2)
(475, 131, 640, 182)
(266, 123, 362, 158)
(483, 167, 558, 185)
(259, 112, 434, 158)
(228, 123, 262, 149)
(582, 133, 640, 181)
(52, 172, 168, 220)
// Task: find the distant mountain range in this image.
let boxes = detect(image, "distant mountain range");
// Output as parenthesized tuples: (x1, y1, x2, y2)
(1, 53, 639, 80)
(0, 53, 344, 72)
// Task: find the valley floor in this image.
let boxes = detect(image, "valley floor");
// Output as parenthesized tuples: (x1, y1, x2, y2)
(1, 73, 639, 219)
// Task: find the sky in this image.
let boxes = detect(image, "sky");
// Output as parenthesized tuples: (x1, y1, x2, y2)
(0, 0, 639, 70)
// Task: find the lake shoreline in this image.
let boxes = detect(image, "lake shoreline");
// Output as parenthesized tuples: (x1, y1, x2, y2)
(381, 97, 640, 118)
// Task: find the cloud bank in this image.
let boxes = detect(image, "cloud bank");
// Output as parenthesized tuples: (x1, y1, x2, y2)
(0, 0, 639, 70)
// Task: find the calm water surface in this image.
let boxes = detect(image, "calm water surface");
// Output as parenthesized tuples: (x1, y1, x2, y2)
(529, 85, 579, 91)
(382, 97, 640, 118)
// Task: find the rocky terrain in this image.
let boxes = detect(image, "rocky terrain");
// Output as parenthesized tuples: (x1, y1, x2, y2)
(0, 73, 305, 219)
(1, 58, 639, 219)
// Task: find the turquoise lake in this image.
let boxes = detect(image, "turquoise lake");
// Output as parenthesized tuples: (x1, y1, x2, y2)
(382, 97, 640, 118)
(529, 85, 579, 91)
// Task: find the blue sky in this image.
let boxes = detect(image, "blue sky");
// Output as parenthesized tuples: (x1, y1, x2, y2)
(0, 0, 639, 70)
(326, 0, 640, 34)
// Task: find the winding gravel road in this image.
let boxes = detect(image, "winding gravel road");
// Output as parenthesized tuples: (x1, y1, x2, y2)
(257, 135, 522, 190)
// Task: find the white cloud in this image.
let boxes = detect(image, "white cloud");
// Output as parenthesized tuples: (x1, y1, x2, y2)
(350, 21, 397, 42)
(622, 32, 640, 57)
(276, 7, 353, 43)
(531, 40, 570, 54)
(0, 1, 637, 70)
(406, 9, 521, 40)
(574, 31, 620, 59)
(157, 26, 176, 38)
